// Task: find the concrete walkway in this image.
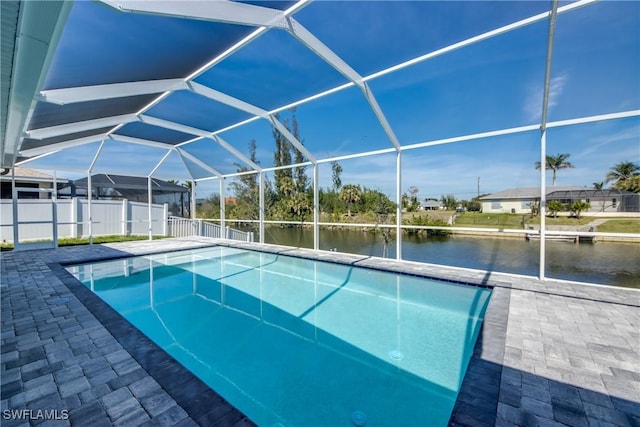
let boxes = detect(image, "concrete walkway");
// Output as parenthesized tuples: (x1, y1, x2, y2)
(1, 238, 639, 426)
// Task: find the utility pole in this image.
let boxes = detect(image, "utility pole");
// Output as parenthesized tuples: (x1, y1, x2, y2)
(477, 177, 480, 199)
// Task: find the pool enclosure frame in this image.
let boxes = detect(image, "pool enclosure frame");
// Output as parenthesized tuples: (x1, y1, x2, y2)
(3, 0, 639, 281)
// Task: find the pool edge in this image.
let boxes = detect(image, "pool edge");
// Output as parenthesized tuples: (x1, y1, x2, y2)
(449, 286, 511, 426)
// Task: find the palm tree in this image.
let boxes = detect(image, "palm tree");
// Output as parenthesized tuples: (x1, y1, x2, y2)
(340, 184, 361, 217)
(277, 176, 295, 198)
(605, 161, 640, 190)
(593, 181, 605, 212)
(287, 192, 310, 219)
(535, 153, 574, 186)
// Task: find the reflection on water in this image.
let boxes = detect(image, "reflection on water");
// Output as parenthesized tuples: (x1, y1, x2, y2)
(261, 227, 639, 288)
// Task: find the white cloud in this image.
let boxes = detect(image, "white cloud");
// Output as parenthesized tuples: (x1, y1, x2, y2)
(575, 126, 640, 159)
(523, 73, 568, 122)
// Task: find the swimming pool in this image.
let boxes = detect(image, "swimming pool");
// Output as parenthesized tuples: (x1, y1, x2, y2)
(67, 246, 492, 426)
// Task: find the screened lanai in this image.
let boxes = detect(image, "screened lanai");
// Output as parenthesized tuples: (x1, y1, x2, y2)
(1, 0, 639, 283)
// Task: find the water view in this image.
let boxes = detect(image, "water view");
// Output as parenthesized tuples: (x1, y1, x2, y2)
(260, 228, 639, 288)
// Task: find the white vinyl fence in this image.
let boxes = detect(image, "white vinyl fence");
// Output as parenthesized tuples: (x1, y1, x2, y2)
(167, 216, 254, 242)
(0, 199, 253, 245)
(0, 198, 168, 243)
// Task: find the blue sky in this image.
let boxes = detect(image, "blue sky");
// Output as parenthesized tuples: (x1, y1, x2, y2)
(28, 0, 639, 202)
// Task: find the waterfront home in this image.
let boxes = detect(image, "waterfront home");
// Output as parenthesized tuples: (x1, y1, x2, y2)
(480, 186, 584, 214)
(420, 200, 443, 210)
(481, 186, 640, 214)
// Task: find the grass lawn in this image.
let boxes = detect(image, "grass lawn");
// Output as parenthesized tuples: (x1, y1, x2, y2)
(453, 213, 525, 228)
(533, 216, 594, 226)
(0, 235, 166, 251)
(454, 213, 640, 233)
(403, 210, 454, 223)
(598, 220, 640, 233)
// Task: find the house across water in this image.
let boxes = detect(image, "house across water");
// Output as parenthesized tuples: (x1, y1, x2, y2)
(481, 186, 640, 214)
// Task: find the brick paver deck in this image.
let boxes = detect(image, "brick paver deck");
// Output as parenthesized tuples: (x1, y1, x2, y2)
(2, 237, 638, 426)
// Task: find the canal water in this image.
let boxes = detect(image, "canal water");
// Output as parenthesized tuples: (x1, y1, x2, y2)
(260, 227, 639, 288)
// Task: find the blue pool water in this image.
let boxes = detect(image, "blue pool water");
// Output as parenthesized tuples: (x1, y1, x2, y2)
(67, 247, 492, 426)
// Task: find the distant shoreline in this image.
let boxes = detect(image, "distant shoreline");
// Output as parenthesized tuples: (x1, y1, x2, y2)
(226, 222, 640, 243)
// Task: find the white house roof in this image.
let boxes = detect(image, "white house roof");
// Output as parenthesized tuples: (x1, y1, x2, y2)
(0, 166, 67, 183)
(480, 186, 586, 200)
(421, 200, 442, 208)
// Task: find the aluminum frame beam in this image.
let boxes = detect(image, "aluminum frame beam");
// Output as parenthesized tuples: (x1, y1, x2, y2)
(25, 114, 138, 140)
(149, 149, 174, 177)
(175, 150, 196, 181)
(176, 147, 223, 179)
(284, 17, 401, 150)
(34, 78, 300, 170)
(188, 82, 315, 164)
(107, 134, 174, 151)
(267, 116, 316, 163)
(139, 114, 261, 171)
(188, 82, 267, 117)
(102, 0, 290, 29)
(19, 133, 109, 157)
(538, 0, 559, 281)
(39, 79, 188, 105)
(210, 135, 262, 171)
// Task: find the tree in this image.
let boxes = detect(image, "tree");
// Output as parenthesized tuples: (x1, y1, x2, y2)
(606, 161, 640, 192)
(199, 193, 220, 219)
(287, 192, 310, 220)
(272, 113, 293, 199)
(372, 191, 395, 258)
(358, 188, 395, 218)
(440, 194, 458, 210)
(547, 200, 564, 218)
(340, 184, 361, 217)
(228, 140, 260, 222)
(290, 111, 309, 193)
(331, 161, 343, 191)
(407, 186, 420, 212)
(616, 175, 640, 193)
(535, 153, 574, 186)
(461, 198, 482, 212)
(269, 110, 312, 222)
(570, 201, 590, 219)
